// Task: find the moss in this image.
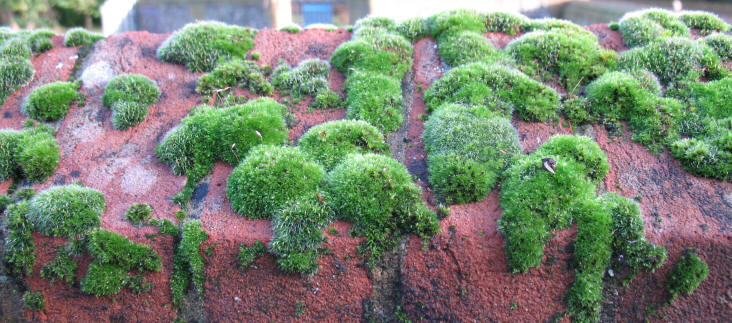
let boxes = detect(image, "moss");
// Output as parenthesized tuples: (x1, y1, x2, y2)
(157, 21, 257, 72)
(153, 218, 178, 237)
(0, 37, 32, 58)
(63, 27, 103, 47)
(28, 184, 105, 238)
(438, 31, 502, 67)
(305, 23, 338, 32)
(125, 203, 153, 226)
(331, 34, 412, 78)
(670, 136, 731, 181)
(703, 33, 732, 61)
(227, 145, 325, 219)
(1, 127, 59, 184)
(506, 29, 616, 89)
(0, 57, 34, 105)
(41, 252, 78, 285)
(600, 193, 667, 283)
(127, 274, 154, 294)
(311, 89, 342, 109)
(177, 220, 208, 296)
(156, 98, 288, 205)
(81, 261, 127, 296)
(619, 16, 667, 48)
(342, 70, 404, 132)
(22, 81, 79, 121)
(482, 12, 528, 35)
(533, 135, 609, 183)
(617, 37, 728, 85)
(396, 17, 429, 42)
(298, 120, 389, 171)
(424, 62, 560, 121)
(270, 194, 333, 275)
(250, 51, 261, 60)
(424, 104, 521, 204)
(666, 249, 709, 300)
(3, 201, 36, 276)
(0, 194, 11, 213)
(523, 18, 591, 35)
(678, 11, 730, 35)
(87, 228, 162, 272)
(687, 77, 732, 119)
(562, 97, 592, 125)
(279, 24, 301, 33)
(326, 153, 439, 262)
(238, 241, 266, 268)
(567, 199, 613, 323)
(102, 74, 159, 108)
(14, 187, 35, 201)
(355, 16, 397, 31)
(23, 291, 44, 311)
(428, 9, 485, 40)
(272, 59, 340, 109)
(195, 58, 273, 101)
(28, 29, 55, 53)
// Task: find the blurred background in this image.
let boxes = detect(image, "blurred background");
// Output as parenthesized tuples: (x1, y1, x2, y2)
(1, 0, 731, 35)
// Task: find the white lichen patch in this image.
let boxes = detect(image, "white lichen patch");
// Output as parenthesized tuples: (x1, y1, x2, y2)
(121, 164, 156, 195)
(81, 61, 115, 89)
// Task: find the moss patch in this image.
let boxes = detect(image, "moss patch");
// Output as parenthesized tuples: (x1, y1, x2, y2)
(666, 249, 709, 301)
(171, 219, 208, 307)
(679, 11, 730, 35)
(63, 27, 103, 47)
(196, 58, 273, 104)
(125, 203, 153, 226)
(28, 184, 105, 238)
(298, 120, 389, 171)
(272, 59, 341, 109)
(22, 81, 80, 122)
(102, 74, 160, 130)
(3, 201, 36, 276)
(0, 125, 60, 183)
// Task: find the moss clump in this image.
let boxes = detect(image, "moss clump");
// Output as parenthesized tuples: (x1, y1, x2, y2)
(600, 193, 667, 283)
(342, 70, 403, 132)
(238, 241, 266, 268)
(326, 153, 439, 262)
(41, 252, 78, 285)
(0, 57, 34, 105)
(14, 187, 35, 201)
(149, 218, 178, 237)
(428, 9, 484, 40)
(171, 220, 208, 307)
(618, 9, 690, 48)
(227, 145, 325, 219)
(703, 33, 732, 61)
(81, 261, 127, 296)
(482, 12, 528, 35)
(424, 104, 521, 204)
(669, 119, 731, 181)
(686, 77, 732, 119)
(618, 37, 728, 85)
(196, 58, 273, 102)
(156, 98, 288, 205)
(87, 228, 162, 272)
(157, 21, 257, 72)
(27, 29, 55, 53)
(22, 81, 79, 121)
(102, 74, 160, 130)
(125, 203, 153, 226)
(666, 249, 709, 301)
(424, 62, 560, 121)
(63, 27, 104, 47)
(533, 135, 609, 183)
(679, 11, 730, 35)
(0, 125, 60, 183)
(3, 201, 36, 276)
(567, 200, 612, 323)
(28, 184, 105, 239)
(396, 17, 429, 42)
(279, 24, 301, 33)
(298, 120, 389, 171)
(0, 194, 11, 212)
(23, 291, 44, 311)
(270, 194, 333, 275)
(506, 29, 616, 89)
(272, 59, 341, 109)
(438, 30, 507, 67)
(0, 37, 32, 58)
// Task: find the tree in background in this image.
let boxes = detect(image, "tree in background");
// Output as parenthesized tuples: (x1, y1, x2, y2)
(0, 0, 102, 30)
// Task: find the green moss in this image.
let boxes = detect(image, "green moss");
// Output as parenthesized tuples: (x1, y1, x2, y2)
(326, 153, 439, 262)
(0, 57, 34, 105)
(533, 135, 609, 183)
(482, 12, 528, 35)
(342, 70, 404, 132)
(16, 127, 60, 182)
(22, 81, 79, 121)
(272, 59, 340, 108)
(670, 136, 730, 181)
(424, 62, 560, 121)
(688, 77, 732, 119)
(110, 101, 145, 130)
(298, 120, 389, 170)
(424, 104, 521, 204)
(438, 31, 503, 67)
(153, 218, 178, 237)
(617, 37, 728, 85)
(703, 33, 732, 61)
(157, 21, 257, 72)
(619, 16, 667, 48)
(562, 97, 592, 125)
(3, 201, 36, 276)
(331, 34, 412, 78)
(102, 74, 159, 108)
(41, 252, 78, 285)
(311, 89, 342, 109)
(127, 274, 154, 294)
(666, 249, 709, 300)
(238, 241, 266, 268)
(63, 27, 103, 47)
(87, 228, 162, 272)
(81, 261, 127, 296)
(506, 29, 616, 89)
(0, 194, 11, 213)
(227, 145, 325, 219)
(428, 9, 484, 39)
(14, 187, 35, 201)
(156, 98, 288, 205)
(28, 29, 55, 53)
(523, 18, 591, 35)
(178, 220, 208, 295)
(567, 199, 612, 323)
(600, 193, 667, 283)
(23, 291, 44, 311)
(679, 11, 730, 35)
(355, 16, 397, 30)
(195, 58, 273, 101)
(28, 184, 105, 238)
(270, 194, 333, 275)
(0, 37, 32, 58)
(279, 24, 301, 33)
(125, 203, 153, 226)
(396, 17, 429, 42)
